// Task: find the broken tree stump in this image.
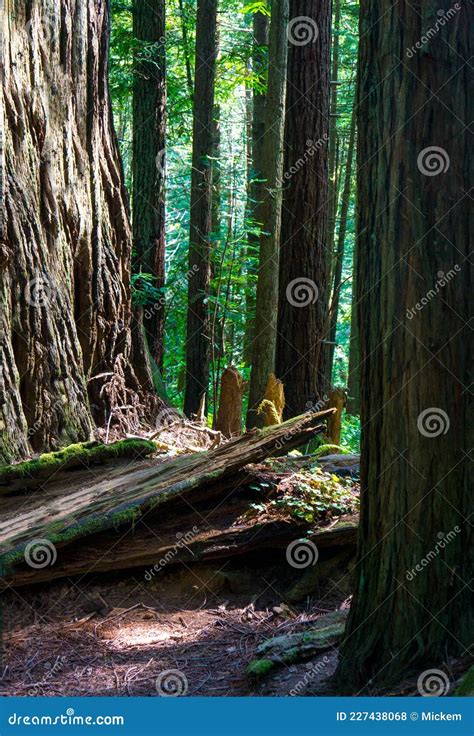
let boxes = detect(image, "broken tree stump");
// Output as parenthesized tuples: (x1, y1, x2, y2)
(257, 374, 285, 426)
(326, 387, 347, 446)
(215, 366, 246, 438)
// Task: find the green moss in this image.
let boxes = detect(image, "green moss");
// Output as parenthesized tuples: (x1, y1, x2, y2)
(455, 666, 474, 696)
(0, 439, 157, 487)
(247, 658, 274, 677)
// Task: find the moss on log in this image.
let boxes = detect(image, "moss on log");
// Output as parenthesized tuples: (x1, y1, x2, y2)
(247, 611, 347, 677)
(0, 439, 157, 494)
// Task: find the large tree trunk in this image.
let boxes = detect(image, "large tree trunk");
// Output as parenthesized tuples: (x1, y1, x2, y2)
(132, 0, 166, 370)
(246, 0, 289, 427)
(184, 0, 218, 418)
(336, 0, 472, 690)
(275, 0, 331, 418)
(0, 0, 147, 464)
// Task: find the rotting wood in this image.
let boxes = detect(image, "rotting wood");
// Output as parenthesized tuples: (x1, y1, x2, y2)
(0, 409, 335, 570)
(215, 366, 246, 438)
(326, 387, 347, 445)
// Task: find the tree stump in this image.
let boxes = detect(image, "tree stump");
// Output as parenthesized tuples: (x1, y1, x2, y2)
(326, 387, 347, 445)
(215, 366, 246, 438)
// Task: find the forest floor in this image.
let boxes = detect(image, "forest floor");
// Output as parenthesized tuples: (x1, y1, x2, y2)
(1, 557, 347, 697)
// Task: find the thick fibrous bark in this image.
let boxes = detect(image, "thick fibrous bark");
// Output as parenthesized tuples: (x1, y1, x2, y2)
(247, 0, 289, 427)
(132, 0, 166, 369)
(275, 0, 331, 417)
(337, 1, 472, 689)
(0, 0, 146, 463)
(184, 0, 218, 417)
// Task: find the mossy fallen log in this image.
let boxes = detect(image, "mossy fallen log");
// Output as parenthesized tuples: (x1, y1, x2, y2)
(0, 409, 335, 574)
(0, 439, 157, 495)
(247, 611, 347, 677)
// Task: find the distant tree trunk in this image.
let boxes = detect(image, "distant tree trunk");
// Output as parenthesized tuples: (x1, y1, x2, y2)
(346, 259, 360, 415)
(243, 10, 269, 365)
(246, 0, 289, 427)
(0, 0, 149, 463)
(336, 0, 472, 690)
(326, 0, 340, 277)
(275, 0, 331, 418)
(132, 0, 166, 370)
(327, 108, 356, 379)
(184, 0, 218, 417)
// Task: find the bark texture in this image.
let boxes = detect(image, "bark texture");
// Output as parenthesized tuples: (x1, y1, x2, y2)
(132, 0, 166, 369)
(275, 0, 331, 418)
(184, 0, 218, 417)
(0, 0, 145, 463)
(337, 0, 472, 689)
(247, 0, 289, 427)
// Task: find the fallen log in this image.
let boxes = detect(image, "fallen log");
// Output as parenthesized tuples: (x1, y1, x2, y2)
(1, 504, 357, 588)
(0, 409, 335, 572)
(0, 439, 157, 496)
(247, 610, 347, 677)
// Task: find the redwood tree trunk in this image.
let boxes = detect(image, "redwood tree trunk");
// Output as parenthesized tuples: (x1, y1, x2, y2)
(0, 0, 148, 463)
(184, 0, 218, 418)
(275, 0, 331, 417)
(246, 0, 289, 427)
(336, 0, 472, 690)
(132, 0, 166, 370)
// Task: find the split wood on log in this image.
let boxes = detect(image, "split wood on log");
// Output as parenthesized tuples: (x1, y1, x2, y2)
(0, 409, 335, 571)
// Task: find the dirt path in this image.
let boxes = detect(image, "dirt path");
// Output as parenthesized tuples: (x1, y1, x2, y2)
(1, 562, 346, 697)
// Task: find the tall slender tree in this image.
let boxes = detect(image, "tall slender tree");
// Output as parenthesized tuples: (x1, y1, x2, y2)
(243, 9, 269, 365)
(336, 0, 472, 689)
(246, 0, 289, 427)
(0, 0, 148, 463)
(184, 0, 218, 417)
(275, 0, 331, 418)
(327, 108, 356, 379)
(132, 0, 166, 370)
